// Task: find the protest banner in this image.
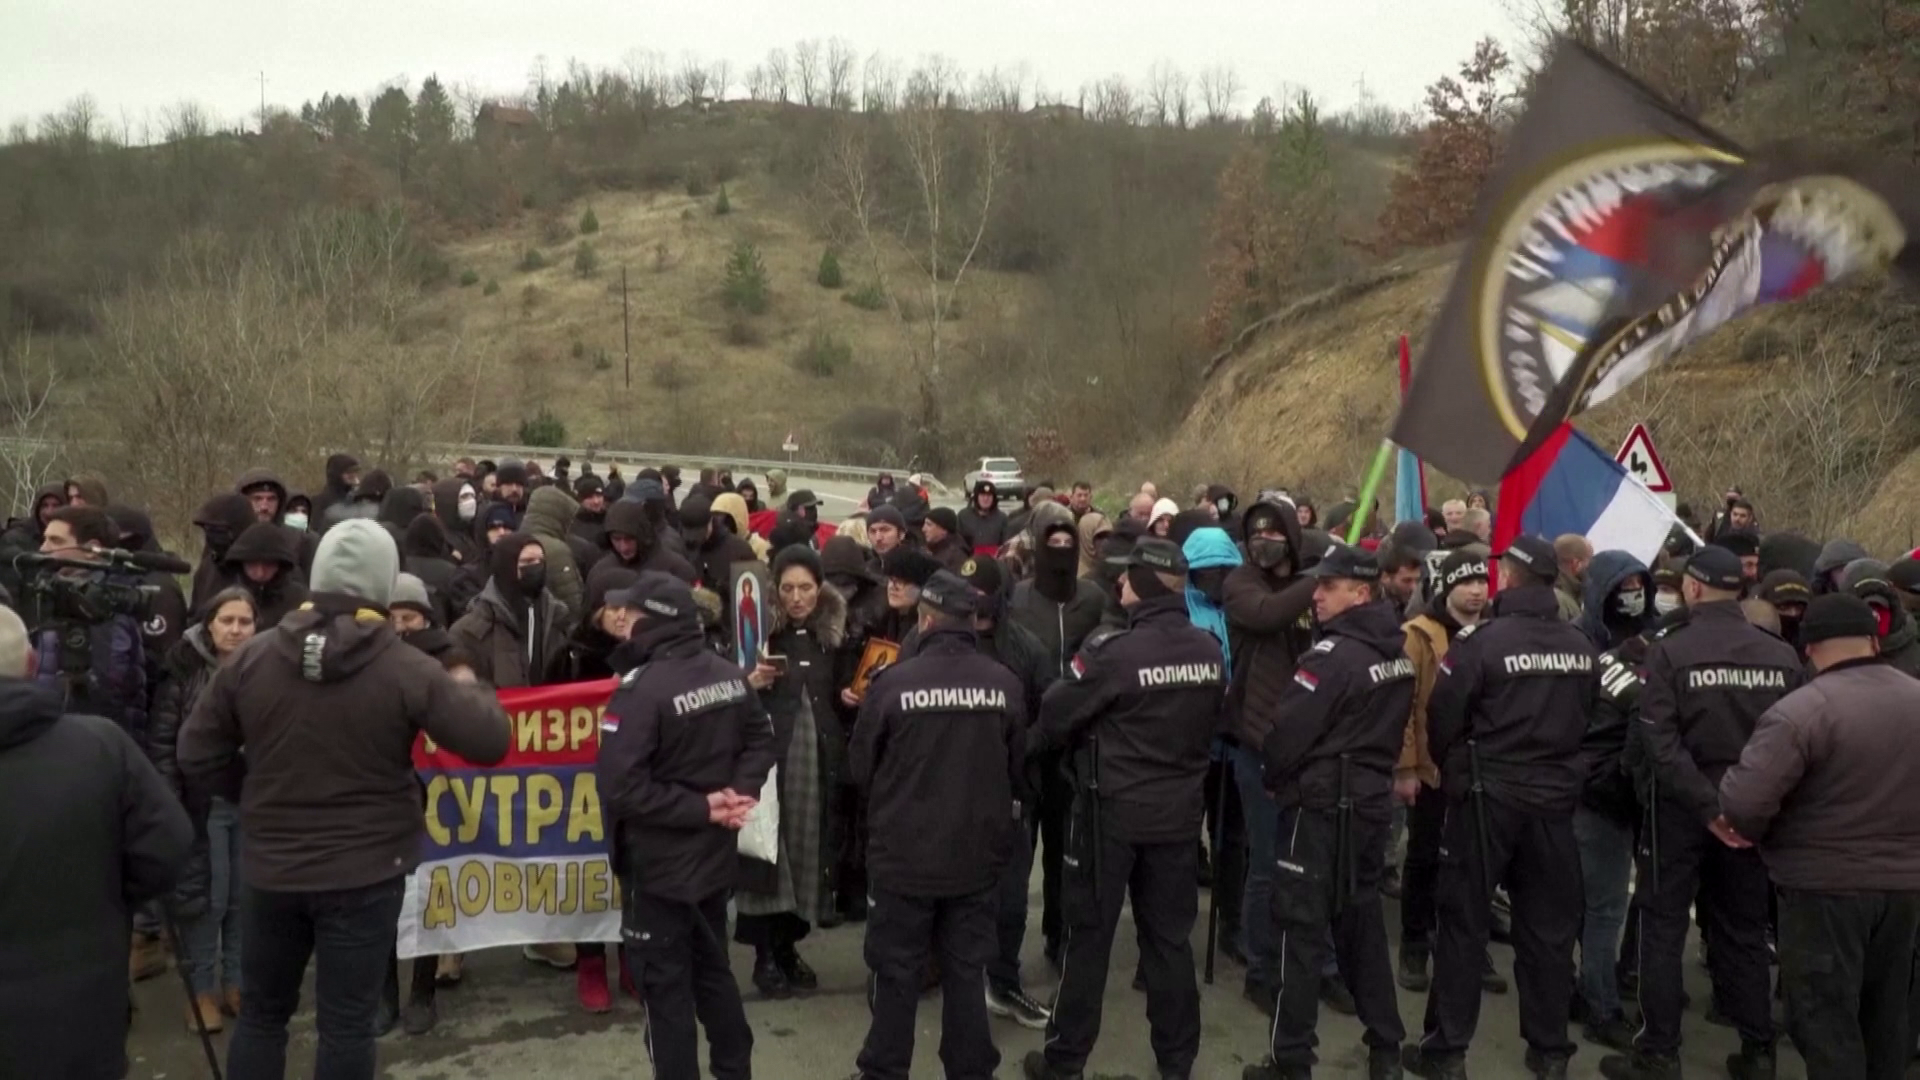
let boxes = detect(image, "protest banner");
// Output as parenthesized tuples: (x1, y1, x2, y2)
(396, 678, 624, 959)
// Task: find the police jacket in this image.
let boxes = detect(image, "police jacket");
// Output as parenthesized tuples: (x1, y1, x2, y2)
(1428, 583, 1598, 814)
(1585, 634, 1650, 826)
(1263, 600, 1414, 822)
(850, 627, 1025, 897)
(1639, 599, 1803, 824)
(1028, 593, 1227, 844)
(597, 620, 775, 903)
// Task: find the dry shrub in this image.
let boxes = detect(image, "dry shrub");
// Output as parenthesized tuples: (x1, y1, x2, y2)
(81, 208, 470, 538)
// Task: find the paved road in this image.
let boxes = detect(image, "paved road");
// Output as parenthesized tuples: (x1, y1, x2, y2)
(125, 878, 1795, 1080)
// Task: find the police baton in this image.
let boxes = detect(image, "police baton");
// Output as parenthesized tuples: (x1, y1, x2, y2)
(1644, 775, 1660, 896)
(1203, 746, 1230, 986)
(1466, 740, 1495, 900)
(1334, 753, 1355, 914)
(162, 911, 226, 1080)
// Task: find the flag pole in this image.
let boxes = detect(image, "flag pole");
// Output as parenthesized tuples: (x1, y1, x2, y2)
(1347, 439, 1394, 545)
(1400, 334, 1427, 513)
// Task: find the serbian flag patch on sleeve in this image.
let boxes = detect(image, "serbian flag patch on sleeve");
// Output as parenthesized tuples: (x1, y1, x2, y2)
(1438, 659, 1453, 676)
(1070, 655, 1087, 679)
(601, 712, 622, 734)
(1293, 670, 1318, 693)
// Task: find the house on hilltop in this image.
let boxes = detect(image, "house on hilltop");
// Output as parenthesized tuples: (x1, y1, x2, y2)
(1027, 103, 1084, 123)
(477, 103, 540, 142)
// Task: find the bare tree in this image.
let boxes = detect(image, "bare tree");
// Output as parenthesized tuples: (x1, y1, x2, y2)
(765, 47, 791, 103)
(709, 59, 733, 102)
(1088, 76, 1139, 125)
(1199, 64, 1243, 125)
(1144, 61, 1186, 126)
(862, 51, 900, 113)
(826, 39, 857, 109)
(0, 333, 62, 515)
(795, 39, 823, 107)
(745, 63, 770, 101)
(678, 53, 712, 105)
(821, 75, 1007, 467)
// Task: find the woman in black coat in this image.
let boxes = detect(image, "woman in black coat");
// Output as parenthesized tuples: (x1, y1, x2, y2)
(147, 587, 259, 1033)
(735, 546, 859, 999)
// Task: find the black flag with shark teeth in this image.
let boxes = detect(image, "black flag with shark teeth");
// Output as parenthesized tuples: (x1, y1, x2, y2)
(1392, 40, 1917, 486)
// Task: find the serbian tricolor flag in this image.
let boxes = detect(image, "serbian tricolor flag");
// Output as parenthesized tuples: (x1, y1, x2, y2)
(1493, 424, 1684, 568)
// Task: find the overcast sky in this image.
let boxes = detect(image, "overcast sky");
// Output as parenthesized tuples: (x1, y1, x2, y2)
(6, 0, 1522, 137)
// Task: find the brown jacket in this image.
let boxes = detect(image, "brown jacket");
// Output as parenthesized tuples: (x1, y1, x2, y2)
(1398, 612, 1453, 787)
(1720, 659, 1920, 891)
(179, 602, 510, 892)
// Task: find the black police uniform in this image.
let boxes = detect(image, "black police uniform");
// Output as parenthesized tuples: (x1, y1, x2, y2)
(1025, 539, 1226, 1080)
(596, 574, 775, 1080)
(1252, 545, 1413, 1079)
(850, 571, 1026, 1080)
(1615, 554, 1802, 1075)
(1413, 553, 1597, 1078)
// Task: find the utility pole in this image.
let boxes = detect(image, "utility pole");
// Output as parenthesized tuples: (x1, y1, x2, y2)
(621, 265, 631, 389)
(259, 71, 267, 134)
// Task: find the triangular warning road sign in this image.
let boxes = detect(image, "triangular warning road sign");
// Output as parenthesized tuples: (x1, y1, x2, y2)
(1615, 423, 1673, 492)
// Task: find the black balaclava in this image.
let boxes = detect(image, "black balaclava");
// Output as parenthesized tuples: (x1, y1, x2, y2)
(1191, 567, 1230, 605)
(518, 561, 548, 599)
(1034, 527, 1079, 603)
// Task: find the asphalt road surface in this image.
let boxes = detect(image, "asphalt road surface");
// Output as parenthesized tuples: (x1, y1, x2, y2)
(126, 876, 1796, 1080)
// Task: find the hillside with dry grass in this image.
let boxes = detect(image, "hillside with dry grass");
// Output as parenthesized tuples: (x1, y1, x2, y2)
(415, 178, 1042, 461)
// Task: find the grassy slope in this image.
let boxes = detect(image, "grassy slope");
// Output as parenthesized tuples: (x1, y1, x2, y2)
(419, 178, 1037, 462)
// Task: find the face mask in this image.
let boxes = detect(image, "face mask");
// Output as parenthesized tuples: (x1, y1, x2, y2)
(1215, 498, 1233, 515)
(283, 513, 308, 532)
(458, 497, 477, 522)
(518, 564, 547, 598)
(1615, 589, 1646, 618)
(1192, 568, 1230, 605)
(1655, 592, 1681, 616)
(1248, 538, 1290, 571)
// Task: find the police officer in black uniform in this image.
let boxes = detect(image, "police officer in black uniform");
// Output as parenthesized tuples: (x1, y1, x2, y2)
(596, 572, 775, 1080)
(849, 570, 1027, 1080)
(1244, 543, 1413, 1080)
(1406, 535, 1597, 1080)
(1599, 546, 1803, 1080)
(1023, 538, 1226, 1080)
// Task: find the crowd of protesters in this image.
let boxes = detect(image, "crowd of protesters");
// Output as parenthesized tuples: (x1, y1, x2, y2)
(3, 456, 1919, 1080)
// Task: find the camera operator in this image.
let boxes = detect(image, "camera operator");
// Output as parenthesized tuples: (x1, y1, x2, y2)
(24, 506, 151, 743)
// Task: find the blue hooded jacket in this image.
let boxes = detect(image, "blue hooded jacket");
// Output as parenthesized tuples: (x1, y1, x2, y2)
(1578, 549, 1654, 650)
(1183, 527, 1244, 679)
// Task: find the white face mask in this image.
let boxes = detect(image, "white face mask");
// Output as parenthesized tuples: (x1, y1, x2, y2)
(1655, 591, 1681, 616)
(283, 512, 308, 532)
(1616, 589, 1646, 618)
(458, 494, 478, 522)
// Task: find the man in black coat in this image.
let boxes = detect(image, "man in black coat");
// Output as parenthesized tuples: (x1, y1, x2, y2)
(598, 573, 774, 1080)
(852, 571, 1025, 1080)
(0, 604, 192, 1080)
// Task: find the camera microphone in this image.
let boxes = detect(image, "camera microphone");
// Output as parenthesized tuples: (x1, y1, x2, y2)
(116, 549, 193, 575)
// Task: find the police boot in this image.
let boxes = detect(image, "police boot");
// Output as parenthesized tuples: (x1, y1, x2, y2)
(1524, 1049, 1569, 1080)
(1597, 1051, 1681, 1080)
(1397, 945, 1431, 992)
(1369, 1046, 1406, 1080)
(1240, 1060, 1310, 1080)
(1726, 1042, 1775, 1080)
(1401, 1045, 1468, 1080)
(1021, 1049, 1082, 1080)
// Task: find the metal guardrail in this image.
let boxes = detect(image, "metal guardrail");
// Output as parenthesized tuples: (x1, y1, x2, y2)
(429, 443, 955, 493)
(0, 436, 953, 495)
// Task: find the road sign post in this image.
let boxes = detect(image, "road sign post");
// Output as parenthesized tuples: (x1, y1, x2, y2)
(1616, 423, 1676, 510)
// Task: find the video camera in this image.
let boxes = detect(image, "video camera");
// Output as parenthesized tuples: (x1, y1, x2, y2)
(11, 547, 189, 626)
